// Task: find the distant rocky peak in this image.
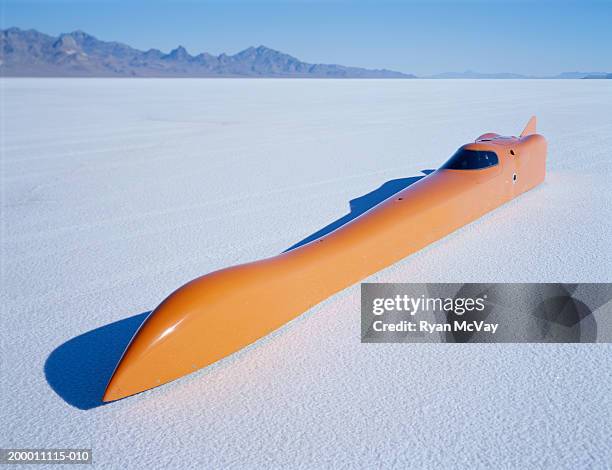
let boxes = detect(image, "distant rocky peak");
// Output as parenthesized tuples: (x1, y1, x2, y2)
(255, 45, 275, 53)
(249, 45, 276, 55)
(144, 48, 163, 58)
(69, 30, 94, 40)
(165, 45, 191, 61)
(3, 26, 22, 34)
(53, 34, 81, 54)
(234, 45, 287, 62)
(193, 51, 217, 63)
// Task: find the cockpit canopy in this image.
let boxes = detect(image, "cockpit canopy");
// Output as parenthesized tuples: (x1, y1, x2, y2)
(441, 148, 499, 170)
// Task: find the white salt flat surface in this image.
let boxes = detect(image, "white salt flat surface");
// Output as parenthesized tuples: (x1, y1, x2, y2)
(1, 79, 611, 468)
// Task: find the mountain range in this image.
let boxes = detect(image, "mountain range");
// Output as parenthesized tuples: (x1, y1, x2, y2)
(424, 70, 612, 79)
(1, 28, 609, 79)
(0, 27, 414, 78)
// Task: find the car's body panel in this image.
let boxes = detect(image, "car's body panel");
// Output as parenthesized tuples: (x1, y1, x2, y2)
(103, 117, 547, 402)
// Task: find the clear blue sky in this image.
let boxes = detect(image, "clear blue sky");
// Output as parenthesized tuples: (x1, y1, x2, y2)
(2, 0, 611, 75)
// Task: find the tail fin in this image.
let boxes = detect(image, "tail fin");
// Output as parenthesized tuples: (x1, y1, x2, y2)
(520, 116, 537, 137)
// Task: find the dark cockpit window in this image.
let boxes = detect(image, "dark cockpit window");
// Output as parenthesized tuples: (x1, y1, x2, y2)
(441, 149, 499, 170)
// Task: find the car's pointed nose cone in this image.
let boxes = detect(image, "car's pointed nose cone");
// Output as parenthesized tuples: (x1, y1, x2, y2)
(101, 304, 192, 402)
(101, 265, 278, 402)
(101, 276, 226, 402)
(103, 362, 143, 402)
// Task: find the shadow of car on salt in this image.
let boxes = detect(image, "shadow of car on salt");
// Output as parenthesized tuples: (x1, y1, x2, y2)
(285, 170, 434, 251)
(44, 312, 150, 410)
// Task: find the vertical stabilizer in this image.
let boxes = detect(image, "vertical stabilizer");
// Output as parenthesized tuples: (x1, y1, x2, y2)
(520, 116, 537, 137)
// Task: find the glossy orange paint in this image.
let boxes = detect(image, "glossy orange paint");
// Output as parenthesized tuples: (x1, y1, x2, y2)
(103, 117, 546, 401)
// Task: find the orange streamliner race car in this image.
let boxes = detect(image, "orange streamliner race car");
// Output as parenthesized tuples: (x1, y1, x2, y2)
(103, 117, 547, 401)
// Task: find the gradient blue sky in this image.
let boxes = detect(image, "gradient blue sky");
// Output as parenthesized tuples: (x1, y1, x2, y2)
(2, 0, 611, 75)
